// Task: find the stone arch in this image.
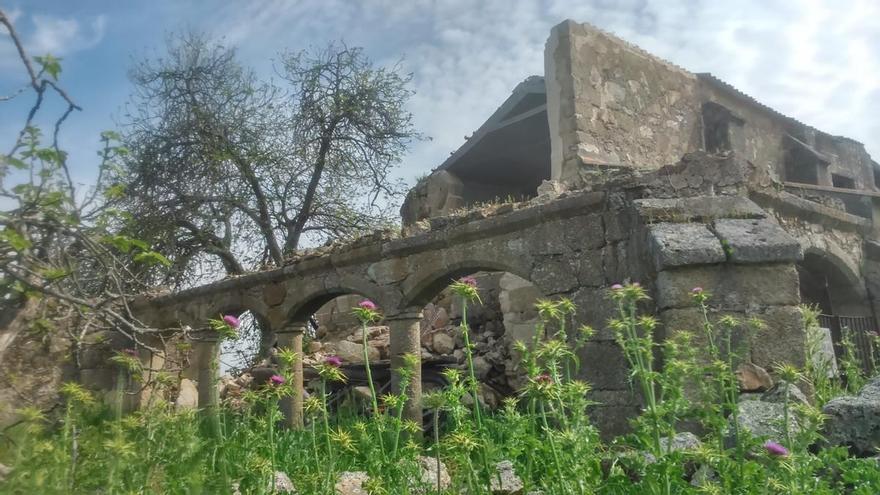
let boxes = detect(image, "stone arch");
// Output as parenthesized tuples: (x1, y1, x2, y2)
(285, 278, 391, 324)
(799, 247, 868, 315)
(401, 257, 537, 310)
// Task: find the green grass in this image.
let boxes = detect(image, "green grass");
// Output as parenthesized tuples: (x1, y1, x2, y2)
(2, 285, 880, 494)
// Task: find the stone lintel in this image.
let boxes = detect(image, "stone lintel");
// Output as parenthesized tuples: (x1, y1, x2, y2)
(647, 222, 726, 271)
(634, 196, 765, 224)
(712, 218, 802, 264)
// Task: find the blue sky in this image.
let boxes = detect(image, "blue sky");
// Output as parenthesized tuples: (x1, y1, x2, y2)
(2, 0, 879, 193)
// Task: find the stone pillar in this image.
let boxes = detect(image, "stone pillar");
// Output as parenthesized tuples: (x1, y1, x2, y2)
(192, 331, 220, 417)
(134, 335, 166, 410)
(276, 322, 306, 430)
(387, 311, 423, 431)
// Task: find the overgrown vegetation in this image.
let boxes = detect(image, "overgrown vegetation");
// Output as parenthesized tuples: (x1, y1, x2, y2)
(2, 283, 880, 494)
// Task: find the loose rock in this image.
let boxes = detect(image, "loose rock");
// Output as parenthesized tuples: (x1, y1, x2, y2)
(822, 375, 880, 457)
(735, 363, 773, 392)
(761, 381, 809, 405)
(335, 471, 369, 495)
(272, 471, 295, 493)
(490, 460, 524, 494)
(417, 455, 451, 491)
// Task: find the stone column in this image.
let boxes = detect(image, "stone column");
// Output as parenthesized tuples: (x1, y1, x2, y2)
(276, 322, 307, 430)
(134, 335, 166, 411)
(387, 311, 423, 432)
(192, 331, 220, 427)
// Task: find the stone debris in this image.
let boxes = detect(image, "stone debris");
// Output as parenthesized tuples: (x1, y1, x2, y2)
(272, 471, 296, 493)
(729, 399, 800, 445)
(761, 381, 809, 405)
(735, 363, 773, 392)
(417, 455, 451, 491)
(822, 375, 880, 457)
(490, 460, 524, 494)
(0, 462, 10, 482)
(335, 471, 369, 495)
(659, 431, 701, 454)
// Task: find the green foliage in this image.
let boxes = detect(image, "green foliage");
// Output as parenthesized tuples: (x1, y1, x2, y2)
(4, 288, 880, 494)
(34, 54, 62, 80)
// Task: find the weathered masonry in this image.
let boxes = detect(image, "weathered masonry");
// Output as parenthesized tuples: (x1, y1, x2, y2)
(122, 20, 880, 434)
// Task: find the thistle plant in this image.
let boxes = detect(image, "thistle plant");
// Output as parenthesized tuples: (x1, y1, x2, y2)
(351, 299, 390, 464)
(609, 283, 666, 456)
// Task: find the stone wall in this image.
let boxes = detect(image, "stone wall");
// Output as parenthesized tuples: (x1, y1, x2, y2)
(545, 20, 702, 184)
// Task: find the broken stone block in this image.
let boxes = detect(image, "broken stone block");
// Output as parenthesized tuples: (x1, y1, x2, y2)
(432, 332, 455, 355)
(325, 341, 378, 364)
(736, 363, 773, 392)
(729, 400, 800, 444)
(761, 381, 809, 406)
(822, 375, 880, 457)
(490, 460, 524, 494)
(712, 218, 802, 264)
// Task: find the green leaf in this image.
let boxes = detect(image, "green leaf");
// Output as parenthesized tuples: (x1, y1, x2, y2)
(1, 228, 32, 251)
(1, 155, 29, 170)
(34, 54, 62, 81)
(133, 251, 171, 267)
(104, 183, 126, 199)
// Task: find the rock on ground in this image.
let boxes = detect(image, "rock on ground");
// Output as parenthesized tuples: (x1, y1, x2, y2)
(272, 471, 295, 493)
(730, 399, 800, 444)
(490, 460, 524, 494)
(417, 455, 451, 491)
(335, 471, 369, 495)
(735, 363, 773, 392)
(822, 375, 880, 457)
(761, 381, 809, 405)
(660, 431, 701, 453)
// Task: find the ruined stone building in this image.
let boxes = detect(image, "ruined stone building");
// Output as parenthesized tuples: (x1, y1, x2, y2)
(37, 20, 880, 434)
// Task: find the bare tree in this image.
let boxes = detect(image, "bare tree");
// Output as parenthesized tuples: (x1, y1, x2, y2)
(116, 34, 420, 286)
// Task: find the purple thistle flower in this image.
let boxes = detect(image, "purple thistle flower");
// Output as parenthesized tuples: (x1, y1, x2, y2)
(692, 287, 704, 294)
(325, 355, 343, 368)
(611, 284, 624, 290)
(223, 315, 241, 329)
(123, 348, 138, 357)
(269, 374, 285, 386)
(459, 276, 478, 288)
(535, 373, 552, 384)
(631, 282, 641, 288)
(358, 300, 377, 311)
(764, 441, 789, 457)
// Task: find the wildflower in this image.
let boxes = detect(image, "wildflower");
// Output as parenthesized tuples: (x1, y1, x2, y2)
(450, 276, 481, 302)
(269, 375, 285, 386)
(692, 287, 703, 294)
(325, 355, 343, 368)
(353, 299, 382, 323)
(535, 373, 552, 384)
(764, 441, 789, 457)
(123, 348, 138, 356)
(223, 315, 241, 329)
(611, 283, 624, 291)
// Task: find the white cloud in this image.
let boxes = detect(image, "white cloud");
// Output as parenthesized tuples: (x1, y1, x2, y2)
(0, 11, 107, 72)
(197, 0, 878, 178)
